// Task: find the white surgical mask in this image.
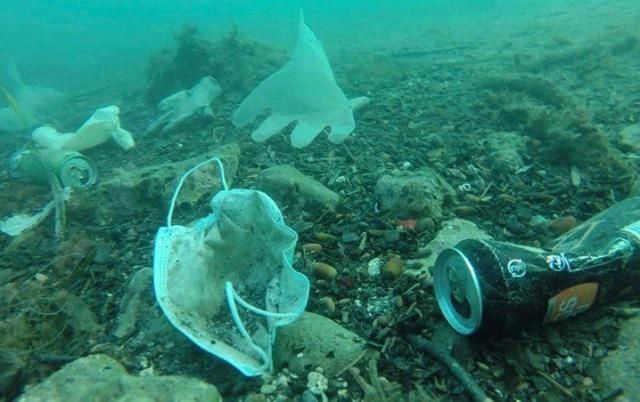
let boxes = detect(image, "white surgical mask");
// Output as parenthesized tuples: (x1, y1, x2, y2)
(153, 157, 309, 376)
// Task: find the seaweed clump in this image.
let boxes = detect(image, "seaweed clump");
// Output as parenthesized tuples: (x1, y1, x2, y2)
(478, 74, 632, 183)
(0, 235, 102, 399)
(145, 24, 285, 104)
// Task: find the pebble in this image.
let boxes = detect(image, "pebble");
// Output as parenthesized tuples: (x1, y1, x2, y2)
(548, 215, 578, 234)
(383, 229, 402, 243)
(506, 214, 527, 235)
(367, 257, 384, 276)
(453, 206, 477, 217)
(320, 297, 336, 312)
(416, 217, 435, 233)
(307, 371, 329, 395)
(529, 214, 548, 226)
(260, 384, 277, 395)
(312, 262, 337, 280)
(244, 393, 267, 402)
(618, 123, 640, 152)
(315, 232, 337, 242)
(341, 232, 361, 243)
(303, 243, 322, 254)
(416, 247, 432, 257)
(383, 255, 405, 278)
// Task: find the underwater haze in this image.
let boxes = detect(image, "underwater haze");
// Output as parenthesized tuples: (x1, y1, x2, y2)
(2, 0, 635, 89)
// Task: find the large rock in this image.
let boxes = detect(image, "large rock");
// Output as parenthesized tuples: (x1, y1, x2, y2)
(16, 354, 221, 402)
(618, 123, 640, 152)
(374, 168, 454, 218)
(255, 165, 339, 210)
(274, 312, 369, 377)
(598, 314, 640, 398)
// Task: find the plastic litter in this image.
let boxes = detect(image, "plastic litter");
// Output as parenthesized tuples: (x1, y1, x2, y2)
(232, 12, 369, 148)
(153, 157, 309, 376)
(32, 105, 134, 151)
(0, 56, 64, 132)
(146, 76, 222, 134)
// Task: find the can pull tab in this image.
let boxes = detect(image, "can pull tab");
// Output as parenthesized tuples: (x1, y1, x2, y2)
(448, 267, 466, 304)
(65, 164, 91, 187)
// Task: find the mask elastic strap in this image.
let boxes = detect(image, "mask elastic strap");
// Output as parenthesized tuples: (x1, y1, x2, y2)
(225, 281, 299, 319)
(224, 281, 298, 372)
(166, 156, 228, 226)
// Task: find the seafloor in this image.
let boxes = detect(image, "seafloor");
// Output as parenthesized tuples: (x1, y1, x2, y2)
(1, 4, 640, 402)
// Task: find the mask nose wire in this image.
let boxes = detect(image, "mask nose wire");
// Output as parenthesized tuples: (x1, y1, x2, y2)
(166, 156, 228, 227)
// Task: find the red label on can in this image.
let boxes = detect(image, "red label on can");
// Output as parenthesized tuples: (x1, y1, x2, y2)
(543, 283, 599, 324)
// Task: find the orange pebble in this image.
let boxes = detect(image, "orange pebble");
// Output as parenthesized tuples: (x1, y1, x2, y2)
(548, 216, 577, 234)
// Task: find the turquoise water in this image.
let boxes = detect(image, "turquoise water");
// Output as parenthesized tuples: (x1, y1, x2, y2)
(1, 0, 639, 400)
(2, 0, 635, 89)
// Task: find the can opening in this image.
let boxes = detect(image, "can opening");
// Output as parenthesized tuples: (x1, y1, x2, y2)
(58, 158, 97, 188)
(434, 247, 483, 335)
(448, 267, 471, 318)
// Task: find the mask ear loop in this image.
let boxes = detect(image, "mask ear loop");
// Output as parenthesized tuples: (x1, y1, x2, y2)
(225, 281, 299, 373)
(166, 156, 228, 227)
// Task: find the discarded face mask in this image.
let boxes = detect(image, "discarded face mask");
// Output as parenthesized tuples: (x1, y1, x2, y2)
(153, 157, 309, 376)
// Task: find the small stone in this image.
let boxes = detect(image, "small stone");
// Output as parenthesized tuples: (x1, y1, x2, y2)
(382, 255, 405, 278)
(374, 169, 454, 217)
(618, 123, 640, 152)
(383, 230, 402, 243)
(453, 206, 477, 217)
(260, 384, 277, 395)
(506, 214, 527, 235)
(320, 297, 336, 313)
(315, 232, 337, 242)
(307, 371, 328, 395)
(244, 393, 267, 402)
(582, 376, 594, 387)
(302, 243, 322, 254)
(529, 214, 548, 226)
(374, 314, 391, 326)
(367, 257, 384, 277)
(548, 216, 577, 234)
(255, 165, 340, 210)
(416, 217, 435, 233)
(341, 232, 360, 243)
(312, 262, 337, 280)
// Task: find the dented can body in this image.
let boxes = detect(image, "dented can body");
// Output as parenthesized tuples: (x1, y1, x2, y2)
(8, 149, 97, 188)
(433, 197, 640, 335)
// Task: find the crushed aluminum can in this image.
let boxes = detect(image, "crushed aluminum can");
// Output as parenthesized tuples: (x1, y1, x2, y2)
(8, 149, 97, 188)
(433, 197, 640, 335)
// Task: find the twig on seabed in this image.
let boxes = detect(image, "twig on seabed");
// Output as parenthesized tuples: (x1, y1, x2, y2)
(409, 335, 494, 402)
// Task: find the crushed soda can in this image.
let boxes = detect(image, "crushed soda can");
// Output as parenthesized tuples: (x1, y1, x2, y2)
(433, 197, 640, 335)
(8, 149, 97, 188)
